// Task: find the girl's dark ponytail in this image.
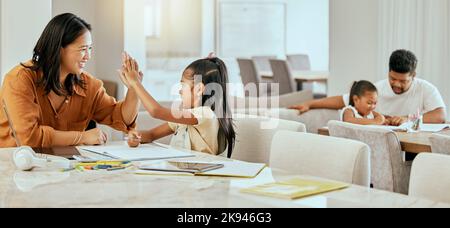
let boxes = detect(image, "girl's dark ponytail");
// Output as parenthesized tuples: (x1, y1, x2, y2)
(215, 59, 235, 158)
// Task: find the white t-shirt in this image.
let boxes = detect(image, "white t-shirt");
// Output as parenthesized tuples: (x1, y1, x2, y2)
(340, 106, 375, 121)
(168, 106, 220, 155)
(343, 78, 446, 117)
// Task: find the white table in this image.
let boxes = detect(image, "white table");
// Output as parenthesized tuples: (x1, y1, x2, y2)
(1, 143, 448, 208)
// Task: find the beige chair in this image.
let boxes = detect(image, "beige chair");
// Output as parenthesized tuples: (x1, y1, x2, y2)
(237, 58, 270, 96)
(237, 58, 259, 85)
(231, 115, 306, 165)
(252, 56, 276, 72)
(102, 80, 119, 99)
(252, 56, 276, 83)
(287, 54, 311, 71)
(287, 54, 327, 98)
(328, 121, 411, 194)
(270, 131, 371, 187)
(93, 80, 119, 139)
(269, 59, 297, 95)
(430, 133, 450, 155)
(409, 153, 450, 203)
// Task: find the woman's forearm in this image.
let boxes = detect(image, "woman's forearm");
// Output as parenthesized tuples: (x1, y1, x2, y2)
(52, 130, 83, 147)
(121, 88, 140, 126)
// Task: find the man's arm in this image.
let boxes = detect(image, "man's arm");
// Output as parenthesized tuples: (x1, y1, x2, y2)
(423, 107, 447, 124)
(387, 107, 446, 126)
(289, 96, 346, 114)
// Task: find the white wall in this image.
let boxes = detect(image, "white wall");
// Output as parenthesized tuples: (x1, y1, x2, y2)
(94, 0, 125, 99)
(0, 0, 52, 82)
(329, 0, 379, 96)
(124, 0, 147, 69)
(286, 0, 329, 71)
(147, 0, 202, 57)
(147, 0, 329, 71)
(52, 0, 97, 75)
(201, 0, 216, 56)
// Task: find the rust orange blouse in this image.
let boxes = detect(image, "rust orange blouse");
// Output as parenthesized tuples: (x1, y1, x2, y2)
(0, 63, 135, 148)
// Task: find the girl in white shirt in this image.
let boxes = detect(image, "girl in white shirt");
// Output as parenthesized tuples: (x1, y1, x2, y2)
(341, 80, 386, 125)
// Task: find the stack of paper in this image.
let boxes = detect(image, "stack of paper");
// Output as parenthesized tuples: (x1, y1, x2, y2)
(240, 178, 349, 200)
(418, 124, 450, 132)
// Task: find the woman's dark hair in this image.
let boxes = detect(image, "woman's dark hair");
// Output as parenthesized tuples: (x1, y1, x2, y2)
(349, 80, 378, 106)
(389, 49, 418, 74)
(22, 13, 91, 96)
(185, 57, 236, 158)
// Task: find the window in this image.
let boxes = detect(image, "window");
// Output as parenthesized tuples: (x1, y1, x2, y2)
(144, 0, 161, 38)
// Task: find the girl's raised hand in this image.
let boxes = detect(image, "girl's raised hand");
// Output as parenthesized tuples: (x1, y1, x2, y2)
(121, 52, 144, 88)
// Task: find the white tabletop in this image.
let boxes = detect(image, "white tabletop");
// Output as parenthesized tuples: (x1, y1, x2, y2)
(1, 143, 448, 208)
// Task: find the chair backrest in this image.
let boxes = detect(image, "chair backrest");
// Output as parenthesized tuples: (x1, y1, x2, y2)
(297, 109, 340, 133)
(252, 56, 276, 73)
(269, 59, 296, 95)
(90, 80, 118, 133)
(409, 153, 450, 203)
(287, 54, 311, 71)
(237, 58, 260, 86)
(232, 115, 306, 164)
(270, 131, 371, 187)
(102, 80, 119, 99)
(328, 120, 411, 194)
(430, 133, 450, 155)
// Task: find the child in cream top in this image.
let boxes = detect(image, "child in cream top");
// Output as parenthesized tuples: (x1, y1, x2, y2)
(168, 106, 220, 155)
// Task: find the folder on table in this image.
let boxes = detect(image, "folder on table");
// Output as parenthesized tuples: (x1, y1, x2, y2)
(240, 178, 349, 200)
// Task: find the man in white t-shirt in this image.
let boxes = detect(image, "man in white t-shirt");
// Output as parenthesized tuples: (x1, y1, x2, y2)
(290, 50, 447, 125)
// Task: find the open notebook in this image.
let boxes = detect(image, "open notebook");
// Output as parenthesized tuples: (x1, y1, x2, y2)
(136, 160, 267, 178)
(240, 178, 349, 200)
(78, 144, 195, 161)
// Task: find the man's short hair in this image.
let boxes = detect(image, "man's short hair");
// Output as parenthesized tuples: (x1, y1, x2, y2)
(389, 49, 418, 74)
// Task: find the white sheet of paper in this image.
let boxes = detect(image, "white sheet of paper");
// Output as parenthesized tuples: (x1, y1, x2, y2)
(419, 124, 450, 132)
(200, 161, 266, 178)
(78, 144, 195, 161)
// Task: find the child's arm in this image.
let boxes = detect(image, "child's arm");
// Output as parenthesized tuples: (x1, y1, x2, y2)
(134, 83, 199, 125)
(372, 111, 387, 125)
(128, 123, 174, 147)
(119, 56, 199, 126)
(342, 109, 386, 125)
(141, 123, 174, 143)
